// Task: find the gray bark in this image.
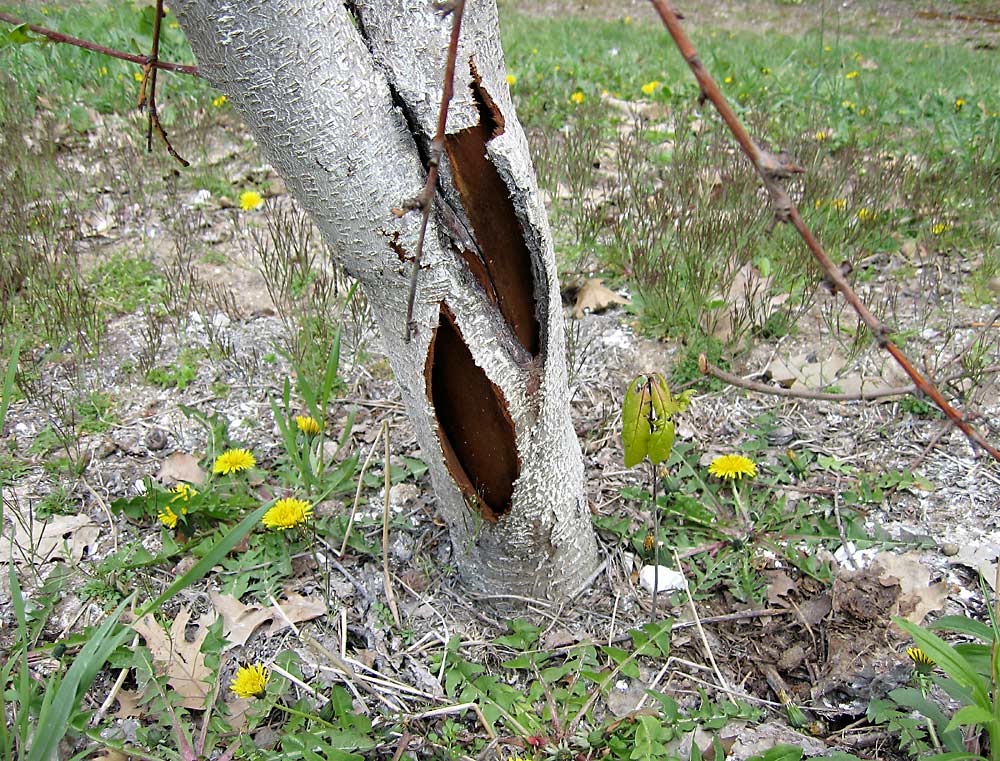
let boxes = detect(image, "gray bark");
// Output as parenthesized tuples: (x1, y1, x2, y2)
(173, 0, 599, 598)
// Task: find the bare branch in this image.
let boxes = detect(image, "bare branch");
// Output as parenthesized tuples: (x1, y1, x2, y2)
(136, 0, 189, 166)
(402, 0, 466, 342)
(649, 0, 1000, 462)
(0, 11, 199, 76)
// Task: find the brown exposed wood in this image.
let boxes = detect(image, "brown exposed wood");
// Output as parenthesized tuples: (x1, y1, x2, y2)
(443, 65, 539, 356)
(424, 304, 519, 522)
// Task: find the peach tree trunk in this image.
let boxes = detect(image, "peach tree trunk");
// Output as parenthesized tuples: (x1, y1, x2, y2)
(173, 0, 599, 598)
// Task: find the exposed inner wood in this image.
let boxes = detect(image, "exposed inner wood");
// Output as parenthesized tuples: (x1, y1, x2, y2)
(424, 304, 519, 522)
(443, 65, 540, 357)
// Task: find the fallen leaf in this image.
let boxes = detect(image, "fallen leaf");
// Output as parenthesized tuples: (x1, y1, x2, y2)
(874, 552, 951, 625)
(156, 452, 206, 487)
(132, 606, 215, 709)
(571, 278, 630, 318)
(0, 513, 100, 565)
(210, 591, 327, 649)
(950, 545, 1000, 590)
(114, 689, 142, 719)
(268, 592, 327, 634)
(702, 263, 788, 346)
(765, 569, 797, 607)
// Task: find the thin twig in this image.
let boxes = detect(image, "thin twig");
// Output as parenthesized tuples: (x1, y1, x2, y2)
(649, 0, 1000, 463)
(673, 549, 732, 699)
(408, 702, 497, 740)
(0, 12, 199, 75)
(381, 421, 402, 628)
(399, 0, 466, 341)
(698, 354, 914, 401)
(338, 426, 385, 557)
(136, 0, 189, 166)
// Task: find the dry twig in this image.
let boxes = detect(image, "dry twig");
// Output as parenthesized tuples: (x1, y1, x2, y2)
(397, 0, 467, 341)
(136, 0, 189, 166)
(649, 0, 1000, 462)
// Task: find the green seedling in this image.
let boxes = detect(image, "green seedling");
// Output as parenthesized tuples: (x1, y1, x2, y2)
(622, 372, 692, 617)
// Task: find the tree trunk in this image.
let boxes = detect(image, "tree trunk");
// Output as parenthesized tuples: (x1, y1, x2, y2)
(173, 0, 599, 598)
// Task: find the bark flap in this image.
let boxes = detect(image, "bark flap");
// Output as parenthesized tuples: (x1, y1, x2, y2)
(444, 63, 540, 357)
(425, 303, 519, 522)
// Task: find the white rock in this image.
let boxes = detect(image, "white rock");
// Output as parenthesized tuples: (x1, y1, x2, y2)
(639, 565, 686, 594)
(833, 541, 878, 570)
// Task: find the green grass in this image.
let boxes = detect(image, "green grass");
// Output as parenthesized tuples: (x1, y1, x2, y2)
(0, 2, 210, 120)
(500, 9, 1000, 344)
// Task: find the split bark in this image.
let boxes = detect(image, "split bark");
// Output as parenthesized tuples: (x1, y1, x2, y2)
(173, 0, 599, 597)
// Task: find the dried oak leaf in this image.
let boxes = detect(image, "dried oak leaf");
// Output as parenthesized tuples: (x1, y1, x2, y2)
(156, 452, 206, 487)
(210, 591, 327, 649)
(132, 606, 215, 709)
(0, 513, 100, 565)
(874, 552, 950, 625)
(571, 278, 630, 318)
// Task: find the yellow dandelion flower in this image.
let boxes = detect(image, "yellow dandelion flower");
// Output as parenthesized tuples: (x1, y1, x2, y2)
(133, 71, 144, 82)
(857, 207, 875, 221)
(262, 498, 313, 530)
(170, 483, 197, 502)
(213, 449, 256, 475)
(239, 191, 264, 211)
(859, 107, 868, 116)
(832, 198, 847, 210)
(842, 100, 856, 110)
(814, 199, 824, 209)
(954, 98, 965, 111)
(98, 66, 108, 77)
(906, 647, 935, 674)
(814, 130, 829, 141)
(624, 15, 632, 24)
(931, 222, 952, 235)
(212, 94, 227, 107)
(724, 76, 733, 85)
(295, 415, 322, 436)
(708, 454, 757, 480)
(230, 663, 269, 699)
(643, 532, 656, 554)
(158, 505, 180, 529)
(506, 74, 517, 86)
(823, 45, 832, 52)
(845, 71, 859, 80)
(641, 80, 660, 96)
(570, 91, 585, 105)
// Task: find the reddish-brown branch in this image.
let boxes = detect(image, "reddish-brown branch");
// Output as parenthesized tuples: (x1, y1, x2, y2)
(400, 0, 466, 342)
(649, 0, 1000, 462)
(136, 0, 189, 166)
(0, 11, 199, 76)
(698, 354, 915, 402)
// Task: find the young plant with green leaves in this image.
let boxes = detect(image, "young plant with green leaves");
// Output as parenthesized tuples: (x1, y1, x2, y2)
(621, 372, 692, 617)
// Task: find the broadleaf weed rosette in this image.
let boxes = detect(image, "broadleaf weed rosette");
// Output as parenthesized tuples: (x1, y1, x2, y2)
(230, 663, 269, 699)
(262, 497, 313, 530)
(213, 448, 256, 475)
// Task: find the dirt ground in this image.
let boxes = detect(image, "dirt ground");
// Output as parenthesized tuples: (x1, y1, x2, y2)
(3, 2, 1000, 759)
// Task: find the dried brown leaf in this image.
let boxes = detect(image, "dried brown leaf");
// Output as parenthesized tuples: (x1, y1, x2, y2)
(156, 452, 206, 487)
(875, 552, 951, 625)
(571, 278, 630, 319)
(132, 607, 215, 709)
(0, 513, 100, 565)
